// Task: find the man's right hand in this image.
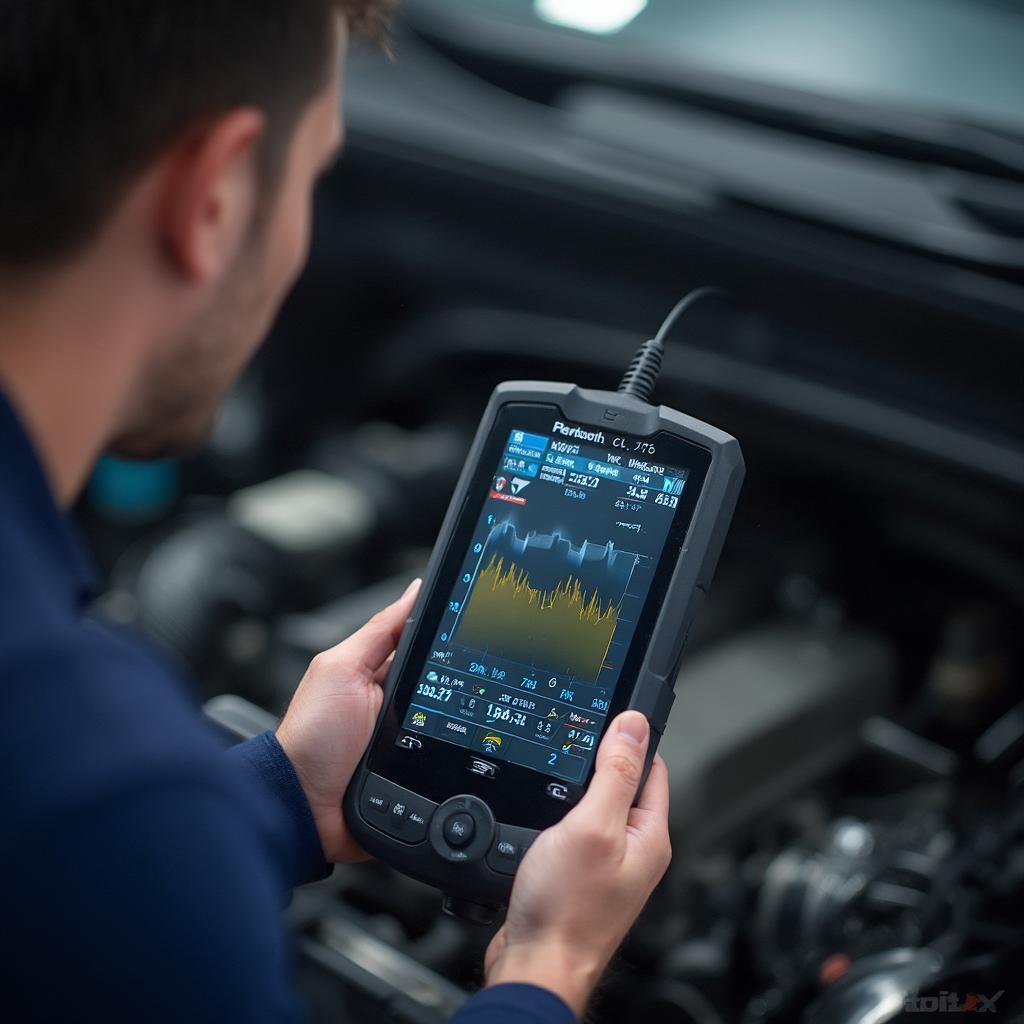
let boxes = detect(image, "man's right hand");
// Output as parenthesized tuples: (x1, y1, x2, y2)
(483, 711, 671, 1019)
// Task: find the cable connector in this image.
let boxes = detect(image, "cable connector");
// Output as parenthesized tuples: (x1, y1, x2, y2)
(617, 286, 726, 404)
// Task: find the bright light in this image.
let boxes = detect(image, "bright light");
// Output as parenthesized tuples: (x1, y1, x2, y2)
(534, 0, 648, 36)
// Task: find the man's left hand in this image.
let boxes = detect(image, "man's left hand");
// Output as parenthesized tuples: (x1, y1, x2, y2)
(276, 578, 421, 863)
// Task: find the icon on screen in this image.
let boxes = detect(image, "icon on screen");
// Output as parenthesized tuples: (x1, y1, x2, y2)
(494, 476, 508, 492)
(511, 477, 530, 495)
(512, 431, 525, 443)
(482, 734, 503, 753)
(426, 671, 439, 683)
(411, 711, 428, 728)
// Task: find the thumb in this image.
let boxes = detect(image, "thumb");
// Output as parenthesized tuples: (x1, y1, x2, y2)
(326, 578, 421, 677)
(575, 711, 649, 832)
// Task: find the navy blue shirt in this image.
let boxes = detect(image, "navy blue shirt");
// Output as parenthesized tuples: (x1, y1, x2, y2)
(1, 391, 574, 1024)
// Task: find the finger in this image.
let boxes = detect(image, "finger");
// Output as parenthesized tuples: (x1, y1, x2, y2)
(373, 652, 395, 687)
(627, 754, 669, 835)
(627, 756, 672, 876)
(573, 711, 649, 833)
(633, 755, 669, 818)
(329, 578, 421, 676)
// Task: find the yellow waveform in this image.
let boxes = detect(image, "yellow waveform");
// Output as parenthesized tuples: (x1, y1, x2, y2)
(456, 555, 619, 681)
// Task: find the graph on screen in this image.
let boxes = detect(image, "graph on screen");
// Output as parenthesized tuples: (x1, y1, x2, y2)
(454, 522, 639, 681)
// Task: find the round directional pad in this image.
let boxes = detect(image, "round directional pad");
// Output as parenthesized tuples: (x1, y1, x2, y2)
(429, 795, 494, 864)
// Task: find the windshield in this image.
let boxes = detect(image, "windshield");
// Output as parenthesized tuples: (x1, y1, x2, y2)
(434, 0, 1024, 130)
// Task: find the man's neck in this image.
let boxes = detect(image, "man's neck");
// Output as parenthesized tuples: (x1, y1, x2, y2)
(0, 261, 155, 509)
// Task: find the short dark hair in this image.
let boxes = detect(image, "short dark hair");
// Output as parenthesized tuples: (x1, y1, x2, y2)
(0, 1, 394, 269)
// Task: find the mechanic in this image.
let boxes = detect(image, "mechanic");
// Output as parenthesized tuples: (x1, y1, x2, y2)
(0, 3, 671, 1022)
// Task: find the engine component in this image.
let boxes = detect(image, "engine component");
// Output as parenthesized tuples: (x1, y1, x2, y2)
(661, 621, 895, 855)
(229, 470, 376, 568)
(300, 914, 468, 1024)
(801, 947, 944, 1024)
(119, 516, 286, 686)
(927, 605, 1016, 730)
(753, 815, 956, 985)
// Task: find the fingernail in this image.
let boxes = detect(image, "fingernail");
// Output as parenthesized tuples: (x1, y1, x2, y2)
(402, 578, 422, 598)
(616, 711, 649, 746)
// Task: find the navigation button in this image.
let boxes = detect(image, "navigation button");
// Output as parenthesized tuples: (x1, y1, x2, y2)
(390, 800, 409, 830)
(486, 824, 539, 876)
(468, 757, 498, 778)
(396, 735, 423, 750)
(495, 839, 518, 861)
(443, 812, 476, 849)
(547, 783, 570, 801)
(406, 807, 430, 842)
(360, 779, 391, 820)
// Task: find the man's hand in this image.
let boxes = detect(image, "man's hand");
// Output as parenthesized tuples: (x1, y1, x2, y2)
(276, 578, 421, 864)
(484, 711, 671, 1019)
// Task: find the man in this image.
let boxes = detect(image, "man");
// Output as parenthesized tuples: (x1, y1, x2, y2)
(0, 3, 671, 1021)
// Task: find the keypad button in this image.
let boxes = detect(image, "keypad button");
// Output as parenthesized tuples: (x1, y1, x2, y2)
(386, 789, 436, 844)
(360, 777, 392, 821)
(487, 824, 539, 876)
(405, 806, 430, 842)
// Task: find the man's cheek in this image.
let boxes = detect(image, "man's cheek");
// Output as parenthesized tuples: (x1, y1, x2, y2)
(285, 206, 313, 288)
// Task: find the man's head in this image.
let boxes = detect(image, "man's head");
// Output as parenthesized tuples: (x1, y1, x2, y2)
(0, 1, 393, 458)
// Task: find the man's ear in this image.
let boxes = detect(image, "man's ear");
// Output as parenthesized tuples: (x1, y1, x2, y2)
(158, 108, 267, 284)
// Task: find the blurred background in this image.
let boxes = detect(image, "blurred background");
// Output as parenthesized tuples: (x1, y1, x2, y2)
(80, 2, 1023, 1021)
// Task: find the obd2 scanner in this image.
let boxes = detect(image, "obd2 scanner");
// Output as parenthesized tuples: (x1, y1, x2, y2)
(344, 290, 745, 922)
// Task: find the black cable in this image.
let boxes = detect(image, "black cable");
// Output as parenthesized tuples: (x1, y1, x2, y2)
(617, 287, 727, 404)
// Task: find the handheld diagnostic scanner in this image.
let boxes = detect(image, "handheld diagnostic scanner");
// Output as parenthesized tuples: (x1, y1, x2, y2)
(344, 289, 745, 922)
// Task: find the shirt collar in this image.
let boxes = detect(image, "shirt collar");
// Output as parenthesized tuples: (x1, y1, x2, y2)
(0, 388, 99, 605)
